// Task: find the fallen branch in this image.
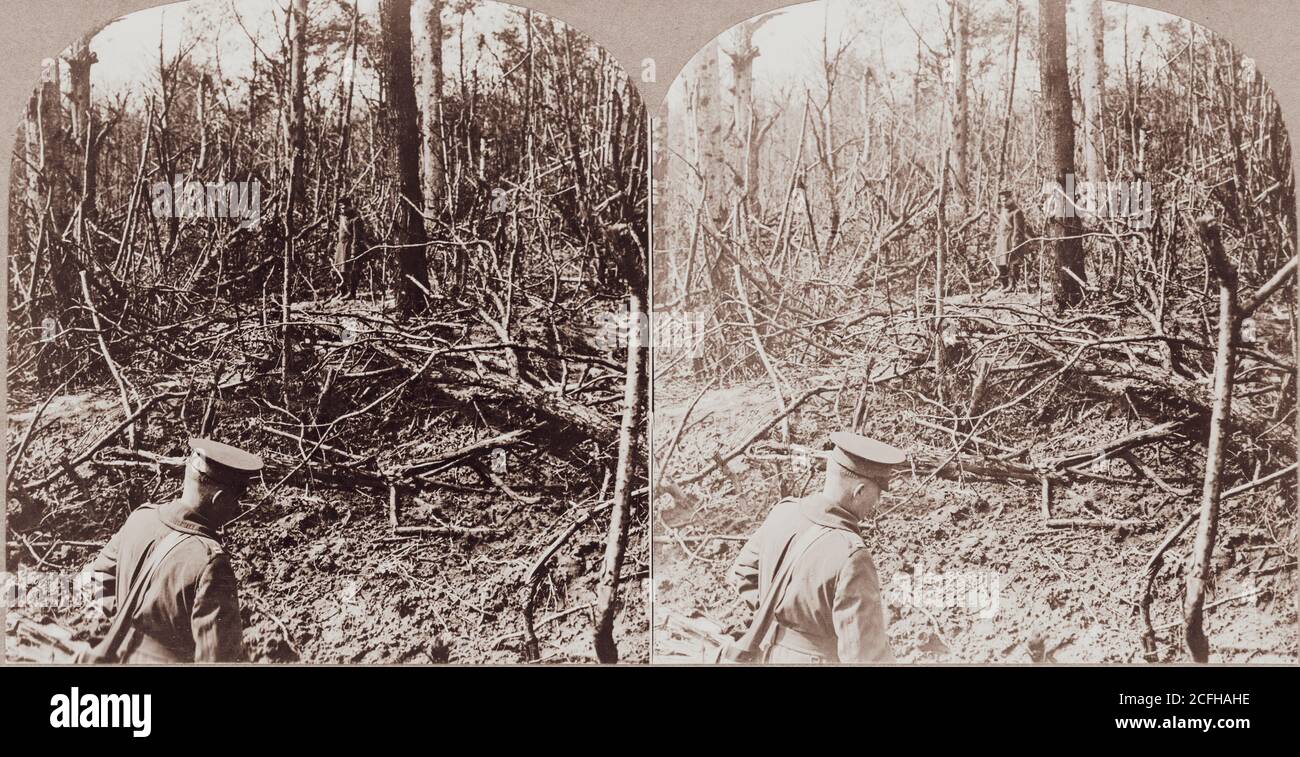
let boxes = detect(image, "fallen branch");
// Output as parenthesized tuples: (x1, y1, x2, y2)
(680, 383, 836, 485)
(80, 270, 137, 448)
(1046, 518, 1149, 529)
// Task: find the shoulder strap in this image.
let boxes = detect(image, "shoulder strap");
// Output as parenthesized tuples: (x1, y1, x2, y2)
(90, 529, 190, 663)
(725, 522, 830, 661)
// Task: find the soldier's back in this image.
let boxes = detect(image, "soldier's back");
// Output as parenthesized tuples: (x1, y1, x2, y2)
(95, 505, 241, 662)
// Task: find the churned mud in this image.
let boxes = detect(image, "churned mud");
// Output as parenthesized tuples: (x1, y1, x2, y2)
(6, 383, 648, 664)
(653, 367, 1296, 663)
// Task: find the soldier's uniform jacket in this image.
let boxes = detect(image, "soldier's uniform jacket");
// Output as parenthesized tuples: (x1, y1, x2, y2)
(990, 204, 1030, 269)
(729, 494, 893, 663)
(89, 501, 244, 663)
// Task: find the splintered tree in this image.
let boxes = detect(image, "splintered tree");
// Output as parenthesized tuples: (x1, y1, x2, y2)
(727, 13, 780, 214)
(950, 0, 969, 204)
(593, 276, 649, 663)
(1184, 216, 1239, 662)
(23, 56, 76, 338)
(287, 0, 307, 211)
(25, 59, 65, 233)
(282, 0, 307, 389)
(694, 40, 727, 225)
(1037, 0, 1087, 308)
(418, 0, 445, 225)
(64, 29, 103, 231)
(1080, 0, 1106, 194)
(379, 0, 432, 314)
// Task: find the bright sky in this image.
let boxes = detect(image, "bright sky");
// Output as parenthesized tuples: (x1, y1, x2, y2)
(668, 0, 1247, 113)
(76, 0, 523, 104)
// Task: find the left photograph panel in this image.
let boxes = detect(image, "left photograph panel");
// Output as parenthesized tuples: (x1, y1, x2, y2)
(4, 0, 648, 664)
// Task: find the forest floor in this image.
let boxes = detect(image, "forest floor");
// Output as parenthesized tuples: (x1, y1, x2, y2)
(652, 294, 1297, 663)
(4, 294, 647, 664)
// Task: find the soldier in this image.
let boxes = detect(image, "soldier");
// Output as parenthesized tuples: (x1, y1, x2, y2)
(728, 432, 905, 663)
(333, 196, 374, 299)
(990, 189, 1031, 291)
(81, 439, 263, 663)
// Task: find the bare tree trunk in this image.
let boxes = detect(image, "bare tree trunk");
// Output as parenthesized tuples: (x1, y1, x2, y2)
(593, 287, 648, 663)
(935, 148, 950, 403)
(1038, 0, 1087, 309)
(418, 0, 444, 226)
(24, 56, 73, 343)
(1081, 0, 1106, 205)
(951, 0, 969, 205)
(727, 15, 778, 215)
(380, 0, 432, 315)
(652, 106, 668, 244)
(195, 73, 209, 174)
(286, 0, 307, 205)
(282, 0, 307, 392)
(694, 40, 726, 225)
(27, 58, 65, 230)
(1184, 216, 1239, 662)
(332, 0, 360, 201)
(64, 36, 99, 227)
(995, 0, 1021, 192)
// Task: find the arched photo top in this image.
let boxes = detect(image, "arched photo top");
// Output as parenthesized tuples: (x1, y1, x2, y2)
(658, 0, 1293, 246)
(650, 0, 1295, 666)
(5, 0, 649, 666)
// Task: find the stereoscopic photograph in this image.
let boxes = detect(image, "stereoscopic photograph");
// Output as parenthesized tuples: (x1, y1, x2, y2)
(2, 0, 1297, 678)
(651, 0, 1296, 663)
(5, 0, 649, 664)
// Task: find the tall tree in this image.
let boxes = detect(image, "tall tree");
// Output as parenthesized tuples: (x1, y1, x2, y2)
(1038, 0, 1087, 308)
(63, 32, 101, 229)
(380, 0, 432, 314)
(727, 14, 779, 214)
(950, 0, 970, 204)
(332, 0, 360, 201)
(1081, 0, 1106, 196)
(417, 0, 444, 224)
(994, 0, 1022, 190)
(282, 0, 308, 389)
(24, 56, 75, 332)
(694, 40, 726, 225)
(25, 58, 65, 232)
(287, 0, 307, 210)
(652, 107, 668, 240)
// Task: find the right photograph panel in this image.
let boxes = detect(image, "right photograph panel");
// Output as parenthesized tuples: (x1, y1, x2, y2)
(651, 0, 1297, 663)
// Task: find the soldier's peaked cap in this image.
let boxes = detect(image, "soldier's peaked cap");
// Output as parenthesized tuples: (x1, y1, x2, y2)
(829, 432, 906, 480)
(189, 438, 263, 485)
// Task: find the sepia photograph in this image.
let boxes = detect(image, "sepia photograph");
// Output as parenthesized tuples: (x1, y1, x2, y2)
(4, 0, 649, 664)
(1, 0, 1298, 690)
(651, 0, 1297, 663)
